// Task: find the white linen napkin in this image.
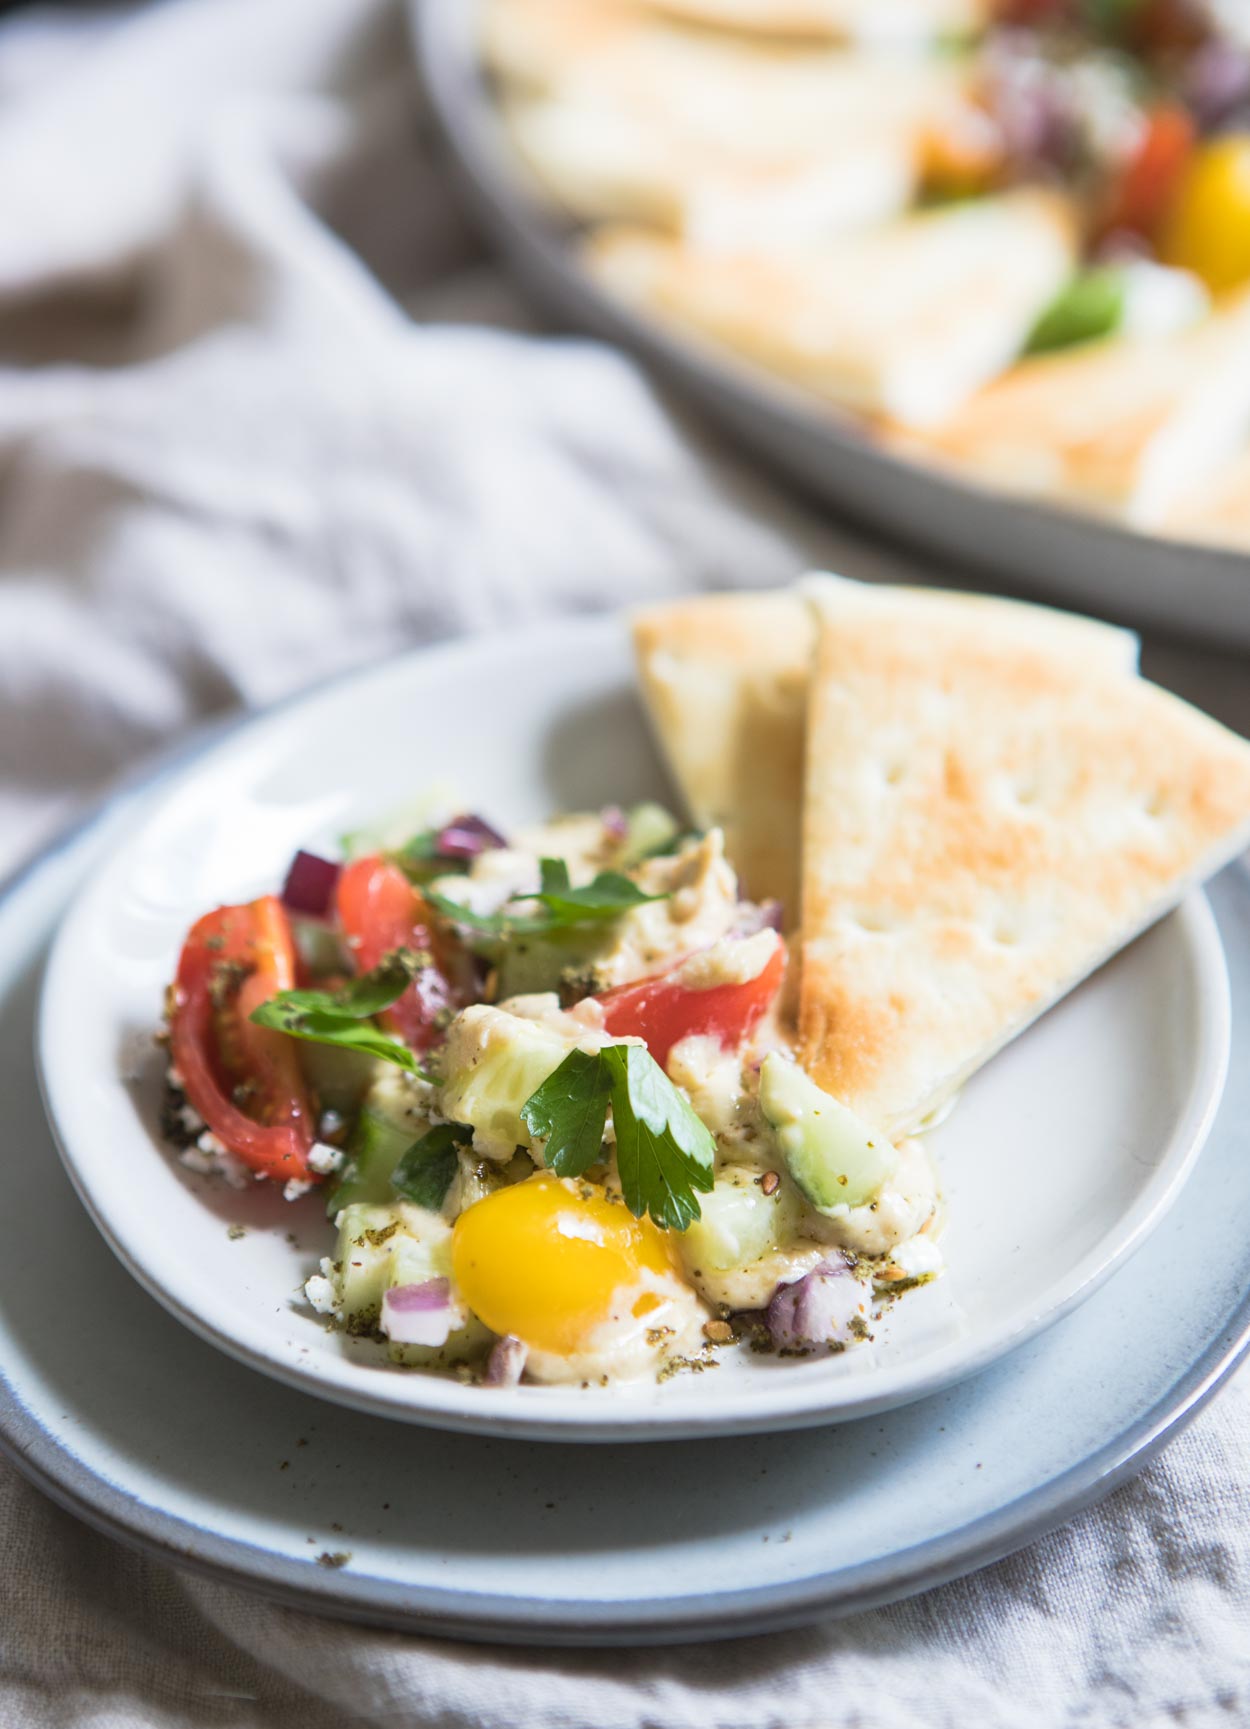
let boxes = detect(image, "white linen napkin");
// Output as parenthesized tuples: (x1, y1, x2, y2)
(1, 3, 1249, 1726)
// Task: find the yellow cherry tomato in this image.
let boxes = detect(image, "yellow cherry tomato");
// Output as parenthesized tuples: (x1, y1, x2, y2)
(451, 1174, 674, 1358)
(1159, 134, 1250, 294)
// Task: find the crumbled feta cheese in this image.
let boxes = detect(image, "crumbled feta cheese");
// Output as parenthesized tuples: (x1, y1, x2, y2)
(166, 1064, 185, 1088)
(308, 1141, 345, 1175)
(885, 1233, 945, 1281)
(304, 1274, 338, 1315)
(177, 1142, 251, 1189)
(283, 1178, 314, 1202)
(197, 1130, 226, 1156)
(178, 1103, 205, 1135)
(318, 1109, 346, 1139)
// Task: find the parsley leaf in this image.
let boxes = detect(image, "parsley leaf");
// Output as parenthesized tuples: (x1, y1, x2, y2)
(603, 1044, 715, 1233)
(517, 1041, 714, 1231)
(249, 950, 433, 1076)
(523, 858, 663, 923)
(427, 862, 666, 945)
(422, 888, 528, 938)
(393, 825, 478, 885)
(391, 1122, 472, 1209)
(520, 1049, 612, 1178)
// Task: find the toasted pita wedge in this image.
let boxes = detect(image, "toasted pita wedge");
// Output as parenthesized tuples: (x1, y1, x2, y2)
(632, 585, 1136, 920)
(1160, 443, 1250, 552)
(634, 591, 813, 918)
(481, 0, 640, 89)
(895, 288, 1250, 518)
(635, 0, 989, 42)
(799, 574, 1250, 1134)
(486, 0, 969, 244)
(587, 192, 1077, 426)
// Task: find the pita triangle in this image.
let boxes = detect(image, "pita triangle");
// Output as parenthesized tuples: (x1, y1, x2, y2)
(632, 583, 1136, 923)
(799, 575, 1250, 1134)
(895, 287, 1250, 519)
(633, 591, 813, 917)
(631, 0, 989, 41)
(587, 191, 1077, 426)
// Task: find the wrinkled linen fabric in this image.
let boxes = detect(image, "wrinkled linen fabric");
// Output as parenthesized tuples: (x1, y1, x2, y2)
(1, 3, 1249, 1727)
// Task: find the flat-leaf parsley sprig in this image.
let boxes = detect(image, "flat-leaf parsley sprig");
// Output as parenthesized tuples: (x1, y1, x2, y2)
(425, 857, 666, 944)
(250, 949, 435, 1076)
(521, 1044, 715, 1233)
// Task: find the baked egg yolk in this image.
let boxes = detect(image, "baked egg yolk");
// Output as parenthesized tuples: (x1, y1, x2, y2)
(451, 1172, 675, 1357)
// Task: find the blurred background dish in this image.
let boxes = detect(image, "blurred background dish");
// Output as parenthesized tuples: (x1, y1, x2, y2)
(414, 0, 1250, 647)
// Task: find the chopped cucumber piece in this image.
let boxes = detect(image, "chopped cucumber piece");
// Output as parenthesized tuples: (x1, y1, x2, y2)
(326, 1108, 416, 1214)
(493, 927, 605, 999)
(759, 1053, 897, 1212)
(678, 1164, 803, 1275)
(334, 1201, 451, 1329)
(1024, 268, 1125, 357)
(619, 802, 681, 865)
(331, 1201, 490, 1366)
(291, 918, 349, 981)
(297, 1039, 377, 1118)
(440, 1005, 575, 1158)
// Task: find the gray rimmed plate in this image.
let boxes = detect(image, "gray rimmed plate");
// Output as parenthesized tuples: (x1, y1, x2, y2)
(34, 620, 1230, 1443)
(4, 647, 1250, 1640)
(409, 0, 1250, 652)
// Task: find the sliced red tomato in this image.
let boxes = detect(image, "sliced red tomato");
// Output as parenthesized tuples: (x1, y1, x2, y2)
(169, 895, 317, 1181)
(336, 856, 467, 1053)
(596, 936, 786, 1071)
(1102, 104, 1195, 242)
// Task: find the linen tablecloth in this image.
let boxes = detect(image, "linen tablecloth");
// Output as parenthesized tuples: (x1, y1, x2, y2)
(1, 3, 1248, 1723)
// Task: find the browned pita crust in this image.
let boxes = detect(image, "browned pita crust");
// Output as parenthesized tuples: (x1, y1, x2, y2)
(636, 0, 988, 38)
(633, 584, 1136, 925)
(587, 193, 1078, 426)
(1160, 445, 1250, 550)
(799, 575, 1250, 1132)
(893, 289, 1250, 514)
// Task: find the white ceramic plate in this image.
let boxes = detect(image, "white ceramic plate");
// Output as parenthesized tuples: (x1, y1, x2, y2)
(37, 619, 1230, 1442)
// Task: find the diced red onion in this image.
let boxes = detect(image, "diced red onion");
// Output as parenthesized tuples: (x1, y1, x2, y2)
(483, 1333, 527, 1387)
(281, 850, 341, 918)
(381, 1279, 453, 1347)
(1092, 226, 1152, 266)
(767, 1255, 866, 1351)
(434, 814, 507, 861)
(600, 805, 629, 843)
(982, 33, 1082, 177)
(729, 899, 784, 938)
(1184, 39, 1250, 134)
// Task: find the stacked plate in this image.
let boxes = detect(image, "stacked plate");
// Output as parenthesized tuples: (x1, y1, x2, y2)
(8, 619, 1250, 1640)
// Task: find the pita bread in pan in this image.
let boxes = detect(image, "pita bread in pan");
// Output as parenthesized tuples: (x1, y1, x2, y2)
(632, 584, 1137, 923)
(798, 574, 1250, 1134)
(895, 288, 1250, 518)
(634, 0, 989, 42)
(587, 191, 1077, 427)
(1161, 444, 1250, 550)
(485, 0, 969, 244)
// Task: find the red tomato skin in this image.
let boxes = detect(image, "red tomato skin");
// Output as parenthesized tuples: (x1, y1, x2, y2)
(335, 857, 464, 1053)
(1103, 105, 1195, 241)
(597, 939, 786, 1070)
(170, 896, 317, 1181)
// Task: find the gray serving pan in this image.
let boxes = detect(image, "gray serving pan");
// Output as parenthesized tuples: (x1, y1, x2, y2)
(411, 0, 1250, 652)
